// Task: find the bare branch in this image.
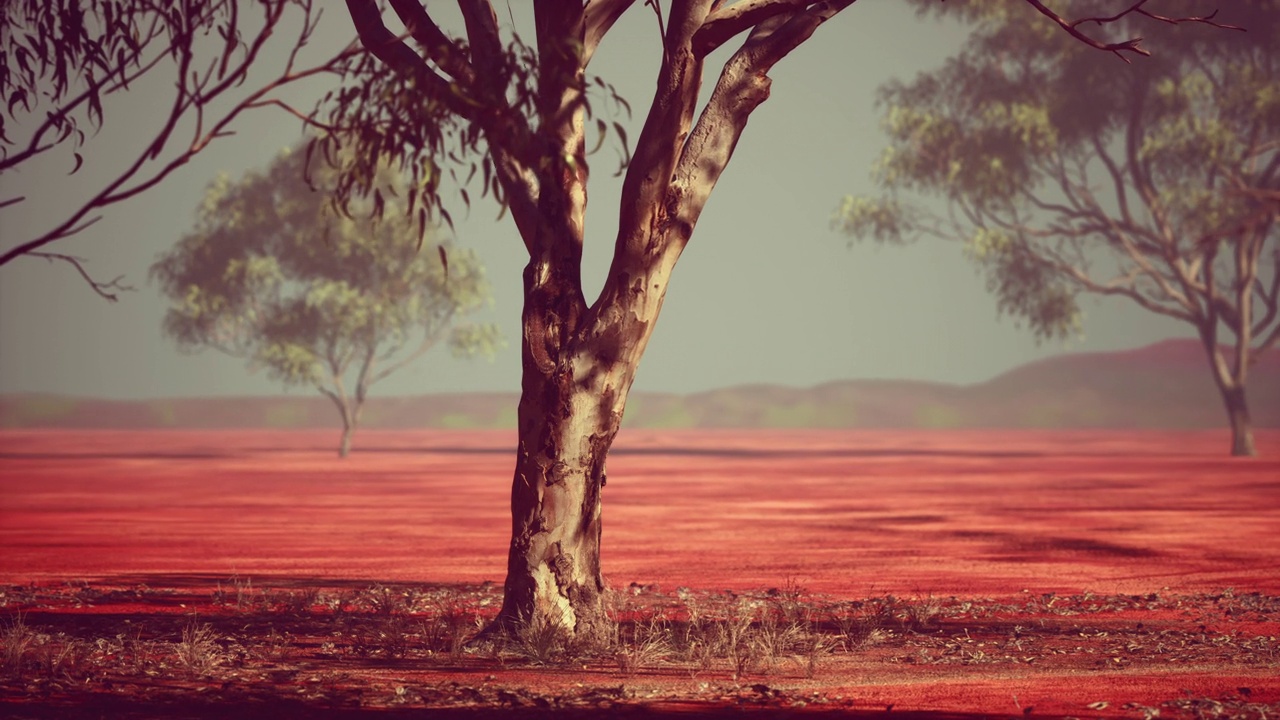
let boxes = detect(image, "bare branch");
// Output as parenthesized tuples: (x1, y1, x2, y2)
(1252, 248, 1280, 340)
(459, 0, 504, 83)
(1040, 250, 1195, 323)
(1090, 2, 1244, 33)
(28, 251, 135, 302)
(693, 0, 814, 57)
(612, 0, 710, 263)
(344, 0, 480, 120)
(584, 0, 638, 64)
(1020, 0, 1242, 62)
(369, 316, 452, 385)
(387, 0, 476, 83)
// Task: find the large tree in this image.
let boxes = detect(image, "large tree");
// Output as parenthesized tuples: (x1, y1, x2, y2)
(313, 0, 1241, 636)
(150, 143, 501, 458)
(0, 0, 358, 299)
(835, 0, 1278, 456)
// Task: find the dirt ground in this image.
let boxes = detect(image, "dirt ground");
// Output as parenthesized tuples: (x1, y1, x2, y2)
(1, 428, 1277, 718)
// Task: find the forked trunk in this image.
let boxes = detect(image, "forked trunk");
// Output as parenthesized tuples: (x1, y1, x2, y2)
(337, 0, 853, 640)
(459, 0, 845, 639)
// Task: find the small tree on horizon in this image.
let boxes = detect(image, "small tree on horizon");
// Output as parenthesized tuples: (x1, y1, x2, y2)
(835, 0, 1278, 456)
(150, 144, 502, 457)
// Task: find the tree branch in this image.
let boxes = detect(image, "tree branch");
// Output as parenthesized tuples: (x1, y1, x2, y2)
(1040, 250, 1195, 323)
(1251, 249, 1280, 340)
(2, 2, 360, 285)
(386, 0, 476, 84)
(459, 0, 505, 84)
(369, 315, 452, 385)
(344, 0, 481, 120)
(1020, 0, 1243, 63)
(692, 0, 816, 57)
(584, 0, 638, 65)
(674, 0, 853, 219)
(610, 0, 710, 274)
(28, 251, 135, 302)
(0, 10, 171, 174)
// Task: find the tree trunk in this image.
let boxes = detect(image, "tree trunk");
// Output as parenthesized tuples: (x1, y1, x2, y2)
(1198, 331, 1258, 457)
(488, 264, 637, 641)
(338, 424, 354, 459)
(492, 377, 615, 640)
(336, 401, 363, 459)
(1220, 384, 1257, 457)
(337, 0, 854, 638)
(467, 0, 849, 640)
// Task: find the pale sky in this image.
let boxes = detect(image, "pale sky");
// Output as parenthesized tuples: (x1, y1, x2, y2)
(0, 1, 1192, 399)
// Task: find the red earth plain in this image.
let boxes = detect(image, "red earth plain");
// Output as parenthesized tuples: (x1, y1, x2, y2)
(1, 428, 1278, 719)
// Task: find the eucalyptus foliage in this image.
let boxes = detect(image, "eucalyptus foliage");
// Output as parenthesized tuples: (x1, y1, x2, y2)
(151, 144, 501, 456)
(1, 1, 356, 299)
(836, 0, 1277, 454)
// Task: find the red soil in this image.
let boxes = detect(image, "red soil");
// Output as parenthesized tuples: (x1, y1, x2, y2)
(1, 428, 1278, 718)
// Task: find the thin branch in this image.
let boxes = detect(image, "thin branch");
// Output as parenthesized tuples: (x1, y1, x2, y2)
(1040, 250, 1195, 323)
(1, 8, 361, 270)
(28, 251, 135, 302)
(368, 317, 452, 385)
(1020, 0, 1243, 62)
(1248, 238, 1279, 340)
(1257, 314, 1280, 356)
(1087, 1, 1244, 33)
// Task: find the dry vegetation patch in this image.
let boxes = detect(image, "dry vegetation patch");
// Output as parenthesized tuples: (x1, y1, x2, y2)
(1, 579, 1277, 718)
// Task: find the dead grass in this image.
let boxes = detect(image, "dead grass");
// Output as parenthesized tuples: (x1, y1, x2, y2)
(174, 620, 222, 676)
(2, 581, 1277, 716)
(1, 612, 36, 678)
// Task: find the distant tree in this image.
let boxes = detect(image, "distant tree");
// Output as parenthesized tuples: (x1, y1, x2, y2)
(313, 0, 1239, 636)
(150, 144, 501, 457)
(0, 0, 357, 299)
(835, 0, 1277, 456)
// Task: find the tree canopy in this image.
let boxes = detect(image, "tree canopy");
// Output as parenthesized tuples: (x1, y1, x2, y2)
(835, 0, 1278, 455)
(150, 143, 501, 456)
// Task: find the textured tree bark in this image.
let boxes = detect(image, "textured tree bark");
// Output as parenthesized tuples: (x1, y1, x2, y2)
(493, 361, 617, 637)
(489, 248, 650, 637)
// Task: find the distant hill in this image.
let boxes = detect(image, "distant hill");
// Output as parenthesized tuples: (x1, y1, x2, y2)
(2, 339, 1277, 430)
